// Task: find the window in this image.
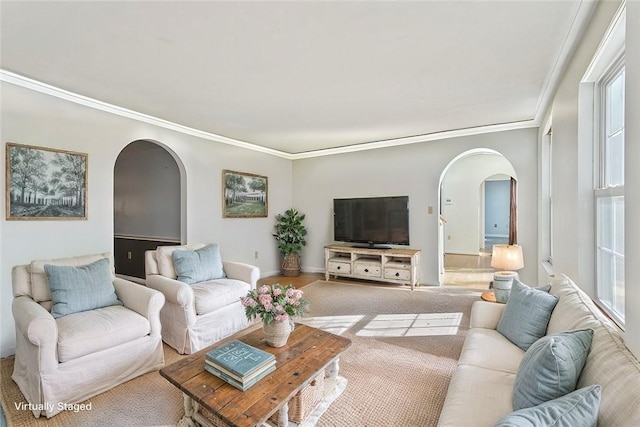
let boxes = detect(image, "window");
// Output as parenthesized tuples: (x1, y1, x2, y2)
(595, 62, 625, 325)
(581, 3, 625, 327)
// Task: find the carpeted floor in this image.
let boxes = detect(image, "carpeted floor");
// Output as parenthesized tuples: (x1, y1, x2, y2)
(299, 281, 481, 427)
(0, 280, 482, 426)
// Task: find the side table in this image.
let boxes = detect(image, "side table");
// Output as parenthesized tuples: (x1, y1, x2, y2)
(481, 290, 497, 303)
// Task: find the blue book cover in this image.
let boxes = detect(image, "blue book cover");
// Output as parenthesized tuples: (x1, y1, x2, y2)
(204, 363, 276, 391)
(205, 340, 275, 378)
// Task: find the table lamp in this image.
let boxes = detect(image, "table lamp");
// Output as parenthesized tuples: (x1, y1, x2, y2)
(490, 244, 524, 303)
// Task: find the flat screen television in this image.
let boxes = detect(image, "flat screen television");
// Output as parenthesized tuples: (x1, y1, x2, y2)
(333, 196, 410, 248)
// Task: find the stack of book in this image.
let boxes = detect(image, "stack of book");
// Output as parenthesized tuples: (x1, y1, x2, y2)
(204, 340, 276, 391)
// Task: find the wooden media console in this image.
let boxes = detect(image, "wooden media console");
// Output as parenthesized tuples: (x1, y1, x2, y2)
(324, 244, 421, 289)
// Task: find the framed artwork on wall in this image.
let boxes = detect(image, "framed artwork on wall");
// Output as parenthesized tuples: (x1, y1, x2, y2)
(5, 142, 88, 220)
(222, 169, 268, 218)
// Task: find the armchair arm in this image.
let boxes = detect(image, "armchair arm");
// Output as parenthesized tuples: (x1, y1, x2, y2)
(469, 301, 506, 330)
(145, 274, 195, 307)
(223, 261, 260, 288)
(113, 278, 165, 338)
(12, 296, 59, 373)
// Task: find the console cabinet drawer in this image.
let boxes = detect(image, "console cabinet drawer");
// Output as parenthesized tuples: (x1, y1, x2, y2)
(353, 263, 381, 277)
(327, 261, 351, 275)
(384, 268, 411, 281)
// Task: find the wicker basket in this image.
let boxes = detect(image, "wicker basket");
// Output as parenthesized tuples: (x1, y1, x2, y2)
(281, 253, 301, 277)
(195, 404, 230, 427)
(270, 371, 325, 424)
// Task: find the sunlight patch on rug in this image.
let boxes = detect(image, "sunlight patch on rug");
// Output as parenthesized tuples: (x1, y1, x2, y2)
(356, 313, 463, 337)
(297, 315, 365, 335)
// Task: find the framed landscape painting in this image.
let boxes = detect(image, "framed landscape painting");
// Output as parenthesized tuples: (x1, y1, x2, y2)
(222, 169, 268, 218)
(6, 142, 88, 220)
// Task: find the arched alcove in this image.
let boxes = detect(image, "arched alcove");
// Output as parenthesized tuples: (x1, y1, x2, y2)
(113, 140, 185, 279)
(438, 149, 517, 286)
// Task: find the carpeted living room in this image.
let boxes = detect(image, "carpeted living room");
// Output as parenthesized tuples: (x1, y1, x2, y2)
(2, 1, 640, 427)
(0, 277, 484, 427)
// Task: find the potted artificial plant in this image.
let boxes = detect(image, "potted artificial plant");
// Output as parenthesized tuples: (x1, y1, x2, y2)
(273, 208, 307, 276)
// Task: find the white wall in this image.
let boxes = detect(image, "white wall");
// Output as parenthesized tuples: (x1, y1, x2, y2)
(623, 0, 640, 357)
(0, 82, 292, 356)
(292, 127, 538, 286)
(542, 0, 640, 357)
(546, 2, 617, 291)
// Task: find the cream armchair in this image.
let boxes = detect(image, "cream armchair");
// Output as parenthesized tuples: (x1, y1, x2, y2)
(11, 252, 165, 418)
(145, 244, 260, 354)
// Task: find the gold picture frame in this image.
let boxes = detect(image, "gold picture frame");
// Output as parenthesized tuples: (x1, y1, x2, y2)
(6, 142, 88, 220)
(222, 169, 268, 218)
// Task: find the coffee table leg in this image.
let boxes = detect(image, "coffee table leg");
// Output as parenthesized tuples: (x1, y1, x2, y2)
(278, 401, 289, 427)
(178, 393, 198, 427)
(327, 358, 340, 379)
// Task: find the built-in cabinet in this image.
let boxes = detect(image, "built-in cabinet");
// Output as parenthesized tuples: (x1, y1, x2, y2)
(324, 244, 421, 289)
(114, 236, 180, 279)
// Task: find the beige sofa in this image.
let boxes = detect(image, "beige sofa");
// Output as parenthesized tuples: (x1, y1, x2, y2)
(145, 244, 260, 354)
(11, 253, 165, 418)
(438, 275, 640, 426)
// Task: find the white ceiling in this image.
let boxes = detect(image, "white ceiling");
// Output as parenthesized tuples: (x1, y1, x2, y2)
(0, 1, 595, 158)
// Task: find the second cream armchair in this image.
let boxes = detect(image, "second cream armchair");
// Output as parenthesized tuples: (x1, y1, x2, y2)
(145, 243, 260, 354)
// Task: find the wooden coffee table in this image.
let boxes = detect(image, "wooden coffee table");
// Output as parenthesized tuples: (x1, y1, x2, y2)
(160, 323, 352, 427)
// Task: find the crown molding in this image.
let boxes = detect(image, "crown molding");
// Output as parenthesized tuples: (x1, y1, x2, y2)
(2, 69, 537, 160)
(288, 121, 538, 160)
(533, 0, 598, 125)
(0, 69, 292, 159)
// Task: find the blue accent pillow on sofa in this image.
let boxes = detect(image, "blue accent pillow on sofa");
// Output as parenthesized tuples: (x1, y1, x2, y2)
(44, 258, 122, 318)
(495, 385, 601, 427)
(172, 244, 226, 285)
(513, 329, 594, 410)
(497, 280, 559, 351)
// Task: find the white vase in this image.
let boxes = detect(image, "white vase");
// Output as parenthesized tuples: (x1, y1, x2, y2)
(262, 319, 294, 347)
(493, 271, 518, 303)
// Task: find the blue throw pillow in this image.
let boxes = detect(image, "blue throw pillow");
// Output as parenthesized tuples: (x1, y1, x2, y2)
(513, 329, 594, 410)
(497, 280, 559, 351)
(495, 385, 601, 427)
(44, 258, 122, 318)
(172, 244, 226, 285)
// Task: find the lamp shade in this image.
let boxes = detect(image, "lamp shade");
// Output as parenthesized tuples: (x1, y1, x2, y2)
(491, 244, 524, 271)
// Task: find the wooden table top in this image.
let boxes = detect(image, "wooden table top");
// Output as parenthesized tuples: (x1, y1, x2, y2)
(481, 290, 497, 303)
(160, 323, 352, 427)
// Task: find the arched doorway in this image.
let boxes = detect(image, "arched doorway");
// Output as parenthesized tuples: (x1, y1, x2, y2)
(438, 149, 517, 287)
(113, 140, 185, 280)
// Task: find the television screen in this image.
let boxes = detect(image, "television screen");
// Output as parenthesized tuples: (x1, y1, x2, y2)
(333, 196, 409, 247)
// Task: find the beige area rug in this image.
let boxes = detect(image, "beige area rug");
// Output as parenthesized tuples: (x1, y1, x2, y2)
(1, 280, 482, 427)
(0, 344, 184, 427)
(298, 281, 482, 427)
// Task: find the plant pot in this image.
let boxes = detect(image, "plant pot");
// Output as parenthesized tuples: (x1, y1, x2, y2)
(262, 319, 294, 347)
(281, 253, 301, 277)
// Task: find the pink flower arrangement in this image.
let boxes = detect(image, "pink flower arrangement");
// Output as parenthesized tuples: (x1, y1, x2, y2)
(240, 283, 309, 324)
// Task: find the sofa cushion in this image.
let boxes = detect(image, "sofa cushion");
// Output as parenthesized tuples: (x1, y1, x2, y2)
(173, 244, 226, 285)
(496, 385, 601, 427)
(156, 244, 207, 279)
(497, 280, 559, 351)
(513, 329, 593, 410)
(458, 328, 525, 374)
(56, 305, 151, 362)
(44, 258, 122, 318)
(28, 252, 113, 303)
(437, 364, 516, 427)
(191, 278, 252, 315)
